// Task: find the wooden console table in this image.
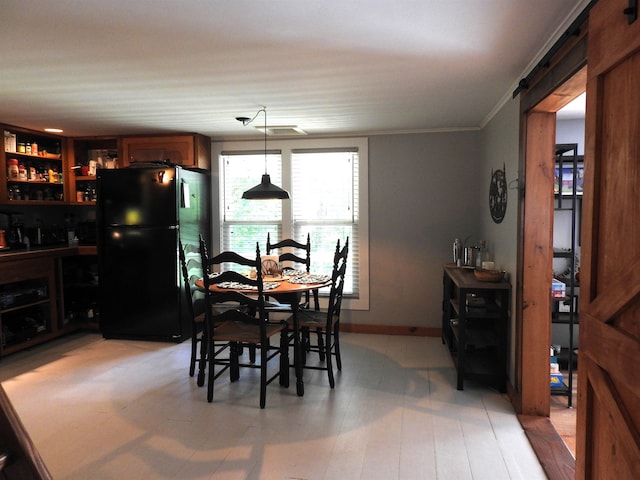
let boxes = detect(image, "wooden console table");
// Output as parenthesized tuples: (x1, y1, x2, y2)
(442, 265, 510, 392)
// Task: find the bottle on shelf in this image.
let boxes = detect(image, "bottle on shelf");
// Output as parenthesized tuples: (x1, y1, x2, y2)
(7, 158, 19, 179)
(18, 163, 27, 181)
(453, 238, 462, 266)
(475, 240, 486, 269)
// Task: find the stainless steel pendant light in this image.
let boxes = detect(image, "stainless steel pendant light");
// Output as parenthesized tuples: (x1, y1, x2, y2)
(237, 107, 290, 200)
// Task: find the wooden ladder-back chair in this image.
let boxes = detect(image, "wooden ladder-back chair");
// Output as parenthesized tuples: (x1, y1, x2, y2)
(297, 237, 348, 388)
(199, 235, 290, 408)
(179, 239, 209, 386)
(266, 232, 319, 311)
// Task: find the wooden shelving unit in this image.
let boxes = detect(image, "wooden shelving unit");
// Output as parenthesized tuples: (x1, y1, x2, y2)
(2, 125, 66, 205)
(68, 136, 121, 205)
(442, 265, 510, 392)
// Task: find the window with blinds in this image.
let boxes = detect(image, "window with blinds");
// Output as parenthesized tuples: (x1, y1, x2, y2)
(290, 148, 359, 295)
(219, 139, 366, 302)
(221, 151, 283, 260)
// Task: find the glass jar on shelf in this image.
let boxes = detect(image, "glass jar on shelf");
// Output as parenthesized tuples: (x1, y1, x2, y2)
(7, 158, 19, 179)
(18, 163, 27, 181)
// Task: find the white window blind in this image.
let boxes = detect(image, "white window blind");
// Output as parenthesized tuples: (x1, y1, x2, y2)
(221, 151, 283, 259)
(291, 148, 359, 296)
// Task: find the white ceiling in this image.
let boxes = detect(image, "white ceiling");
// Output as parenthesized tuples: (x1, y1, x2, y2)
(557, 92, 586, 120)
(0, 1, 589, 140)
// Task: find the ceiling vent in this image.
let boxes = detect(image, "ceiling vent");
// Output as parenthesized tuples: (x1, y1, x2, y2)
(256, 125, 307, 136)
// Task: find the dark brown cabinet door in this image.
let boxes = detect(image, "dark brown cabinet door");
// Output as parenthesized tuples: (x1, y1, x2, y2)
(577, 1, 640, 478)
(122, 134, 210, 169)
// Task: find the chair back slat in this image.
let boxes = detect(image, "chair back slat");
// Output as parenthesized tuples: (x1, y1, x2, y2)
(266, 232, 311, 272)
(266, 232, 315, 309)
(199, 234, 268, 328)
(178, 240, 193, 315)
(326, 237, 349, 321)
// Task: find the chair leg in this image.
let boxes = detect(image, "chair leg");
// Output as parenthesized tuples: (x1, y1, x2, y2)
(303, 329, 311, 352)
(230, 342, 240, 382)
(189, 332, 198, 377)
(334, 326, 342, 371)
(300, 327, 308, 365)
(207, 332, 215, 402)
(317, 328, 326, 362)
(260, 343, 268, 409)
(279, 329, 290, 388)
(249, 343, 257, 364)
(197, 325, 208, 387)
(326, 328, 335, 388)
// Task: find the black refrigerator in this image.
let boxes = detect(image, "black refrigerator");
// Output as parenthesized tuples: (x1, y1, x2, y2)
(97, 164, 210, 342)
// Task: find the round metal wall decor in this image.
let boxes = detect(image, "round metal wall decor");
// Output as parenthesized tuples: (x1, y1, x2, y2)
(489, 165, 507, 223)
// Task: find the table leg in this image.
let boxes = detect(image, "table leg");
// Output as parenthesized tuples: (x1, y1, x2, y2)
(270, 291, 305, 396)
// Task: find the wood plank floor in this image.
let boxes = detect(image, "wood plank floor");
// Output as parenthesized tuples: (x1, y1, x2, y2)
(0, 332, 548, 480)
(549, 371, 577, 456)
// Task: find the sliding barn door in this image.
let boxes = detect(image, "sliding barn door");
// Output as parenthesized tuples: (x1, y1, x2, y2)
(577, 0, 640, 478)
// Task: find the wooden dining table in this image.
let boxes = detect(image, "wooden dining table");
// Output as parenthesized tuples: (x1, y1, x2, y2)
(195, 275, 331, 397)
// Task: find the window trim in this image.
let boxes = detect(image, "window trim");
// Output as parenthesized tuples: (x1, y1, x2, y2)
(212, 137, 369, 311)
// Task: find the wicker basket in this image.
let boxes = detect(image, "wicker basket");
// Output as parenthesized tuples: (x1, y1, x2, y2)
(473, 269, 504, 282)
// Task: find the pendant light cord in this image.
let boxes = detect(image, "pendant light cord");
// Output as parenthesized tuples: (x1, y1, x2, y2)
(237, 106, 268, 174)
(238, 106, 290, 199)
(263, 107, 267, 175)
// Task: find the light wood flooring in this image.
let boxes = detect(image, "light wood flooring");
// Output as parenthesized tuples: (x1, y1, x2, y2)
(549, 372, 578, 457)
(0, 332, 548, 480)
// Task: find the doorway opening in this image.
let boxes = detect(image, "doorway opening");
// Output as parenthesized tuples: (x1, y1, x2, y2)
(549, 93, 586, 456)
(517, 73, 585, 480)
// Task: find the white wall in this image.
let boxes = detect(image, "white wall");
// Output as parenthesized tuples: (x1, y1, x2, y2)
(478, 98, 521, 383)
(345, 131, 482, 328)
(556, 118, 585, 154)
(479, 100, 520, 277)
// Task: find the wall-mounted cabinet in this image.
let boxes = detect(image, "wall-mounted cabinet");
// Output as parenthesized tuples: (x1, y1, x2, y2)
(122, 134, 210, 169)
(68, 136, 121, 205)
(2, 125, 66, 205)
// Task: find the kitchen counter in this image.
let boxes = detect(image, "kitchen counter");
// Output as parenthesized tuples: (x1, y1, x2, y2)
(0, 245, 96, 262)
(0, 243, 98, 358)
